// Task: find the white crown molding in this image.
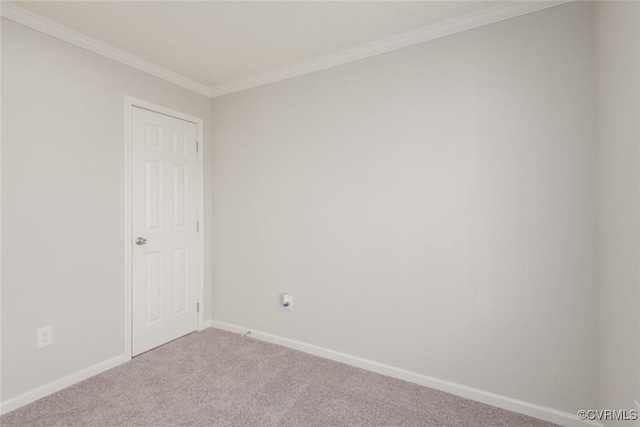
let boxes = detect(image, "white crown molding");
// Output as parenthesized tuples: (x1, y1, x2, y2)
(2, 1, 572, 99)
(209, 0, 572, 97)
(0, 2, 213, 97)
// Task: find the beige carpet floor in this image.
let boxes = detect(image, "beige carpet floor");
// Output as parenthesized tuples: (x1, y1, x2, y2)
(1, 328, 558, 426)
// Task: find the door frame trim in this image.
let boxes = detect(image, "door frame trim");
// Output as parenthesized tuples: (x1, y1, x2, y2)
(123, 96, 205, 362)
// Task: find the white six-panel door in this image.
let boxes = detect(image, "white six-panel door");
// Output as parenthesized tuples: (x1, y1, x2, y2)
(131, 106, 198, 356)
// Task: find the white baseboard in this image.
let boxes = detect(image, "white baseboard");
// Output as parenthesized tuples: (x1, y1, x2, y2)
(208, 320, 601, 427)
(0, 355, 125, 415)
(0, 323, 603, 427)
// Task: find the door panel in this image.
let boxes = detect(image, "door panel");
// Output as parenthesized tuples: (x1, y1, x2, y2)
(132, 106, 198, 356)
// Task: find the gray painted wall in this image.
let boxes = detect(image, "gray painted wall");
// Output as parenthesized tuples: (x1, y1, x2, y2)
(595, 2, 640, 425)
(3, 0, 638, 420)
(210, 2, 598, 413)
(1, 18, 213, 401)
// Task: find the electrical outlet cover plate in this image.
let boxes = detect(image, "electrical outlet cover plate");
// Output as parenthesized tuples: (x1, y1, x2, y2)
(37, 326, 53, 348)
(284, 295, 293, 311)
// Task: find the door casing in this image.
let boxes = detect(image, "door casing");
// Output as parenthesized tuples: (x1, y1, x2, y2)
(123, 96, 205, 361)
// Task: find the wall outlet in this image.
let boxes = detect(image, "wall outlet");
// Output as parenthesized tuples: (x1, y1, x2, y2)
(282, 293, 293, 311)
(37, 326, 53, 348)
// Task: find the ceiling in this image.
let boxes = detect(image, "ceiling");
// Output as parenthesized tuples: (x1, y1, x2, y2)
(11, 1, 506, 93)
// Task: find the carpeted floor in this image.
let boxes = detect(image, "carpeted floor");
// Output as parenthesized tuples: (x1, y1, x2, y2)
(1, 328, 558, 427)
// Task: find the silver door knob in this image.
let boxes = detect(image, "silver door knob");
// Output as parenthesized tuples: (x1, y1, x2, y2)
(135, 237, 147, 246)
